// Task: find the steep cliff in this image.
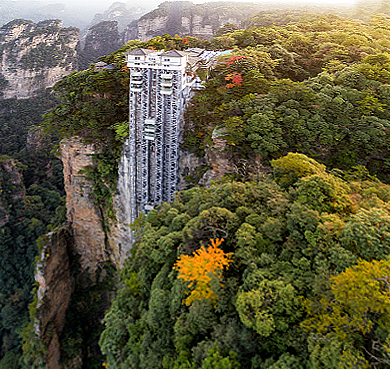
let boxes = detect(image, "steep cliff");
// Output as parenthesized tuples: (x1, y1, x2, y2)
(122, 1, 265, 42)
(79, 21, 122, 70)
(89, 2, 147, 32)
(26, 137, 121, 369)
(60, 137, 121, 271)
(34, 225, 74, 369)
(0, 19, 79, 99)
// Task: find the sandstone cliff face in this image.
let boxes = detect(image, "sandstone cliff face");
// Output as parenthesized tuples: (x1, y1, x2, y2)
(122, 2, 251, 43)
(60, 137, 121, 271)
(180, 129, 264, 187)
(181, 14, 239, 40)
(35, 225, 74, 369)
(83, 21, 120, 53)
(60, 137, 108, 271)
(79, 20, 122, 70)
(177, 149, 206, 191)
(123, 13, 240, 42)
(0, 19, 79, 99)
(199, 128, 233, 185)
(30, 137, 121, 368)
(135, 16, 170, 41)
(89, 2, 146, 32)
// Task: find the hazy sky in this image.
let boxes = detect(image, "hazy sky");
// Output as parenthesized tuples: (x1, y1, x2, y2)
(12, 0, 359, 11)
(7, 0, 360, 27)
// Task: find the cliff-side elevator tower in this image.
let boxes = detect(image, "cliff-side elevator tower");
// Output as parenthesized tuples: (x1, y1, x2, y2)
(124, 48, 198, 223)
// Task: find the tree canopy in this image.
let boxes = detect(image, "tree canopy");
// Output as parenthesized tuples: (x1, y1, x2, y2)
(100, 154, 390, 368)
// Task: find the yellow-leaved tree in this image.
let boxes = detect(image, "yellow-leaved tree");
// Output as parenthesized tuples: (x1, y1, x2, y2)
(173, 238, 233, 306)
(302, 259, 390, 367)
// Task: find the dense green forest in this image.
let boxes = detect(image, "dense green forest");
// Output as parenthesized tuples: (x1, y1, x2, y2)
(0, 90, 65, 367)
(4, 3, 390, 368)
(98, 11, 390, 369)
(100, 155, 390, 368)
(187, 13, 390, 184)
(37, 10, 390, 369)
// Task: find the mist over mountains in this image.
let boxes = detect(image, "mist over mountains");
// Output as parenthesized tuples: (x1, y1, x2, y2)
(0, 0, 362, 37)
(0, 0, 150, 31)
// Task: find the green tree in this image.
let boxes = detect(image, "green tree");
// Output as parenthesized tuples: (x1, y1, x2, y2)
(271, 152, 326, 188)
(341, 207, 390, 260)
(303, 259, 390, 367)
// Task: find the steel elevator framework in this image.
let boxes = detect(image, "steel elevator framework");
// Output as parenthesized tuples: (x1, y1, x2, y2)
(124, 47, 222, 223)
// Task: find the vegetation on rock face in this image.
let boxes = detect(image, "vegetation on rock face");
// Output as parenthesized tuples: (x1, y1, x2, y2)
(0, 19, 79, 71)
(78, 21, 122, 71)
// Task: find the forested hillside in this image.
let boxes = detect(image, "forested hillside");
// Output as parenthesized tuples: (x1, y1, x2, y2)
(4, 4, 390, 369)
(100, 155, 390, 368)
(186, 13, 390, 183)
(34, 9, 390, 369)
(0, 91, 65, 368)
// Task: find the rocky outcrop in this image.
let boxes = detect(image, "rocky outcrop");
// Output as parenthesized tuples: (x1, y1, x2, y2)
(60, 137, 121, 270)
(199, 128, 232, 186)
(177, 150, 206, 191)
(61, 137, 107, 271)
(35, 225, 74, 369)
(180, 11, 240, 40)
(26, 127, 45, 152)
(122, 1, 264, 42)
(89, 2, 146, 32)
(0, 19, 79, 99)
(84, 21, 120, 53)
(135, 16, 170, 41)
(79, 20, 122, 69)
(30, 137, 121, 369)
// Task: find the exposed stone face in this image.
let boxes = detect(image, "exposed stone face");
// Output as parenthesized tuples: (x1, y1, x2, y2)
(123, 14, 239, 42)
(35, 225, 74, 369)
(79, 20, 123, 70)
(0, 19, 79, 99)
(60, 137, 108, 271)
(26, 127, 45, 152)
(188, 14, 240, 39)
(84, 21, 120, 53)
(177, 149, 206, 191)
(122, 3, 244, 43)
(199, 128, 232, 186)
(0, 157, 24, 196)
(135, 16, 169, 42)
(60, 137, 121, 270)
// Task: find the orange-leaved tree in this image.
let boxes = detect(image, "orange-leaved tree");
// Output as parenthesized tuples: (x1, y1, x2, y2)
(173, 238, 233, 306)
